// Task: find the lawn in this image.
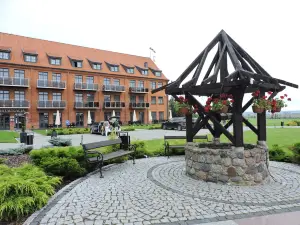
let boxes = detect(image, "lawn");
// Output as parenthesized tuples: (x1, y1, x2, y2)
(139, 128, 300, 156)
(0, 131, 19, 143)
(122, 124, 161, 130)
(244, 118, 297, 126)
(33, 129, 47, 135)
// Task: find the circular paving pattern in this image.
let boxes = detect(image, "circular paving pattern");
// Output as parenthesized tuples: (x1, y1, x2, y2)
(28, 157, 300, 225)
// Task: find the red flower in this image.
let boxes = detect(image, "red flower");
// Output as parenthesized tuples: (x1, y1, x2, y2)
(222, 100, 227, 105)
(208, 97, 212, 101)
(256, 90, 260, 94)
(230, 99, 234, 103)
(184, 99, 188, 103)
(206, 100, 211, 105)
(228, 94, 233, 99)
(288, 98, 291, 101)
(204, 107, 210, 113)
(284, 94, 288, 97)
(280, 96, 284, 99)
(268, 91, 272, 95)
(262, 96, 267, 99)
(213, 98, 219, 103)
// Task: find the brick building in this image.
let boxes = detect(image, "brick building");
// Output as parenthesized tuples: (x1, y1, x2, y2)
(0, 32, 168, 130)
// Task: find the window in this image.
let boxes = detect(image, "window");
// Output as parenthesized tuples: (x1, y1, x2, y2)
(0, 68, 9, 77)
(104, 112, 111, 121)
(158, 97, 164, 104)
(114, 79, 120, 86)
(0, 51, 10, 60)
(90, 111, 95, 124)
(127, 68, 134, 74)
(104, 95, 111, 102)
(53, 93, 62, 101)
(138, 96, 144, 103)
(71, 60, 82, 68)
(130, 80, 136, 87)
(109, 65, 119, 72)
(157, 82, 163, 88)
(151, 112, 157, 120)
(15, 91, 25, 100)
(151, 96, 156, 104)
(75, 93, 83, 102)
(141, 69, 148, 75)
(115, 111, 121, 117)
(114, 95, 120, 102)
(151, 81, 156, 90)
(130, 95, 136, 103)
(39, 72, 48, 80)
(0, 91, 9, 100)
(155, 71, 161, 77)
(52, 73, 61, 82)
(24, 55, 37, 63)
(104, 78, 110, 85)
(50, 58, 61, 65)
(14, 70, 25, 79)
(144, 62, 148, 68)
(138, 81, 144, 88)
(86, 76, 94, 84)
(92, 63, 101, 70)
(76, 112, 84, 127)
(75, 75, 82, 83)
(39, 92, 48, 101)
(87, 93, 94, 102)
(159, 112, 164, 120)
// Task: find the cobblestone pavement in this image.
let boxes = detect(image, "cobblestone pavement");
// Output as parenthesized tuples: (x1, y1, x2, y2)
(28, 157, 300, 225)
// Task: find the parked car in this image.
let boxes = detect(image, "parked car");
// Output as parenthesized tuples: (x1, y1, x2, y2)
(161, 117, 198, 131)
(90, 121, 108, 135)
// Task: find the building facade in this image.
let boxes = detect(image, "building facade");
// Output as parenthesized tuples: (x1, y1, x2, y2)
(0, 33, 168, 130)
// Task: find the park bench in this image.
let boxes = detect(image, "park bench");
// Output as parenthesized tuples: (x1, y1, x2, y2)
(82, 138, 136, 178)
(164, 135, 209, 158)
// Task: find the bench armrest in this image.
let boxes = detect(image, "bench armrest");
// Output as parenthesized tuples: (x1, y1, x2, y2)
(128, 144, 137, 153)
(86, 150, 103, 162)
(164, 140, 170, 157)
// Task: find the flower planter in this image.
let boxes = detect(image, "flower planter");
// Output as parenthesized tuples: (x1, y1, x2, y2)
(275, 107, 281, 112)
(252, 106, 264, 113)
(180, 107, 190, 115)
(217, 105, 228, 113)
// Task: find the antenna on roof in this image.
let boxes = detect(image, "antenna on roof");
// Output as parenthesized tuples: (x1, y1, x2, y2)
(149, 47, 156, 61)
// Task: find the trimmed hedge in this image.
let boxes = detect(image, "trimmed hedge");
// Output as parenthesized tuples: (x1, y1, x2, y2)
(48, 137, 72, 146)
(0, 146, 33, 155)
(46, 128, 90, 136)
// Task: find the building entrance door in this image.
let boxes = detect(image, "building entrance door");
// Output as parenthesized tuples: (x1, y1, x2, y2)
(14, 113, 25, 129)
(138, 112, 144, 124)
(0, 113, 10, 130)
(39, 113, 49, 128)
(76, 112, 84, 127)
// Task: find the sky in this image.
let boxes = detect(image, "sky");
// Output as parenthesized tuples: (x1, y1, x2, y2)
(0, 0, 299, 110)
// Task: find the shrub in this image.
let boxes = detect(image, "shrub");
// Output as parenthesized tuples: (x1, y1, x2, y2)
(122, 127, 135, 131)
(48, 137, 72, 146)
(269, 144, 292, 162)
(0, 164, 61, 221)
(0, 158, 6, 164)
(0, 146, 33, 156)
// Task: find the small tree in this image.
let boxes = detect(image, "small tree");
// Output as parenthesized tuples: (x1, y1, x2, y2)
(169, 97, 181, 117)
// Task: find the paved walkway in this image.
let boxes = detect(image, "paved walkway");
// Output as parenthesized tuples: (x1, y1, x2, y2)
(26, 156, 300, 225)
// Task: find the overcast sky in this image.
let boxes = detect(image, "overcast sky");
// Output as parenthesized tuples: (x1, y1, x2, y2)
(1, 0, 299, 110)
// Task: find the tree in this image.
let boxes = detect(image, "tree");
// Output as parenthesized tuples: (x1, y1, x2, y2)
(169, 97, 181, 117)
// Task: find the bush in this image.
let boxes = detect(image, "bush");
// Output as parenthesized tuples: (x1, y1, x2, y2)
(48, 137, 72, 146)
(269, 144, 292, 162)
(122, 127, 135, 131)
(0, 158, 6, 164)
(0, 146, 33, 156)
(0, 164, 61, 221)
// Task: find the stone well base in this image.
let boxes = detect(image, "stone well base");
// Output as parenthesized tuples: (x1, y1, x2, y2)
(185, 143, 269, 185)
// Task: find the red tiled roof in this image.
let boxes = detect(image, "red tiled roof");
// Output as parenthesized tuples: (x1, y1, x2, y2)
(0, 32, 168, 80)
(0, 46, 11, 52)
(22, 49, 37, 55)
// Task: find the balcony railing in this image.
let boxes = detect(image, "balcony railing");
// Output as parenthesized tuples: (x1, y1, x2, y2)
(102, 85, 125, 92)
(0, 77, 29, 87)
(103, 101, 125, 108)
(0, 100, 30, 108)
(37, 100, 66, 109)
(74, 101, 100, 108)
(37, 79, 66, 89)
(129, 102, 150, 108)
(74, 83, 98, 91)
(129, 87, 149, 93)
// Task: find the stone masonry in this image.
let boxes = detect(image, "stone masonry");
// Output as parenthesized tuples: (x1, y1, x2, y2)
(185, 143, 269, 185)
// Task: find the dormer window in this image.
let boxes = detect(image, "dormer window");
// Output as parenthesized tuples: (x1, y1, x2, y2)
(92, 63, 101, 70)
(127, 68, 134, 74)
(50, 58, 61, 65)
(110, 65, 119, 72)
(144, 62, 148, 68)
(72, 61, 82, 68)
(141, 69, 148, 75)
(0, 51, 10, 60)
(24, 54, 37, 63)
(155, 71, 161, 77)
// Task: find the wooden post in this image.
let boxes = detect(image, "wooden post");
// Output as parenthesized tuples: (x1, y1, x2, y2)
(186, 113, 193, 142)
(213, 113, 221, 143)
(232, 86, 245, 147)
(257, 91, 267, 141)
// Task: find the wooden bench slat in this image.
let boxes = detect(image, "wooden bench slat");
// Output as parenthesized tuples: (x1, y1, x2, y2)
(169, 145, 185, 149)
(164, 135, 208, 140)
(83, 139, 122, 150)
(103, 150, 134, 161)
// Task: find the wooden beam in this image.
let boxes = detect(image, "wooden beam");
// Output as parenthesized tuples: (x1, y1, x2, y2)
(152, 83, 169, 94)
(243, 117, 258, 135)
(186, 113, 193, 142)
(233, 45, 254, 73)
(192, 116, 209, 136)
(220, 42, 228, 82)
(257, 91, 267, 141)
(221, 31, 242, 70)
(203, 49, 220, 80)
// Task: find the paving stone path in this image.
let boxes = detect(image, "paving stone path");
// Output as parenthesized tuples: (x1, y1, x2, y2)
(28, 157, 300, 225)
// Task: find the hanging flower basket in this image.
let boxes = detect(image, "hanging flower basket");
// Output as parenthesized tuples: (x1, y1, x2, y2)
(204, 94, 233, 113)
(275, 107, 281, 112)
(180, 107, 190, 115)
(252, 106, 264, 114)
(217, 105, 229, 113)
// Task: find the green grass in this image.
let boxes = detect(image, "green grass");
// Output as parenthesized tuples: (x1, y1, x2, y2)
(33, 129, 47, 135)
(122, 124, 161, 130)
(245, 118, 297, 126)
(0, 131, 19, 143)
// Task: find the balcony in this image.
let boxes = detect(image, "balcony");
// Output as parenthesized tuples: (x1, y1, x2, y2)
(129, 102, 150, 109)
(103, 101, 125, 109)
(0, 77, 29, 87)
(74, 83, 98, 91)
(102, 85, 125, 92)
(74, 101, 100, 109)
(37, 79, 66, 89)
(0, 100, 29, 108)
(129, 87, 149, 93)
(37, 100, 66, 109)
